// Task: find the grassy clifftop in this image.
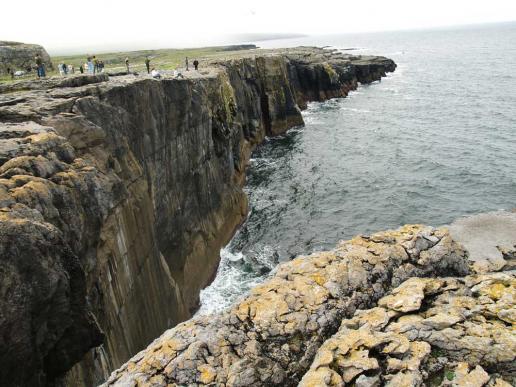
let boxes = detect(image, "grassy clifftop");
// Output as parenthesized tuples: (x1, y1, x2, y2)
(0, 44, 257, 82)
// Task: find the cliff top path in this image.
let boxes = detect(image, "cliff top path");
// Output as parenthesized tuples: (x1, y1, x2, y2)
(0, 46, 392, 95)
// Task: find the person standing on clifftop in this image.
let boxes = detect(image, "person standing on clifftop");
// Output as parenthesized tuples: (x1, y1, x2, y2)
(185, 57, 189, 71)
(193, 59, 199, 70)
(87, 56, 94, 74)
(35, 54, 45, 78)
(125, 57, 130, 73)
(145, 56, 151, 74)
(93, 56, 98, 74)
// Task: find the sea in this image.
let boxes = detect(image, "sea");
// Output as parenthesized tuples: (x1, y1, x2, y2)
(197, 22, 516, 315)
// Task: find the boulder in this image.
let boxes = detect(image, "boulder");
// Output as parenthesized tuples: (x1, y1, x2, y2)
(0, 41, 53, 75)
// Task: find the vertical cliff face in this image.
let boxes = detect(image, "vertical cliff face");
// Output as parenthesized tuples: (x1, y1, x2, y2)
(0, 48, 395, 386)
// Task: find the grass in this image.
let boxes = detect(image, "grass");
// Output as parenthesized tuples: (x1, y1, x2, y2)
(444, 369, 455, 381)
(0, 44, 255, 83)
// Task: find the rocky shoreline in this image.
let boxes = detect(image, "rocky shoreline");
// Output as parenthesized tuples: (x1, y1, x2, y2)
(0, 47, 396, 386)
(103, 216, 516, 386)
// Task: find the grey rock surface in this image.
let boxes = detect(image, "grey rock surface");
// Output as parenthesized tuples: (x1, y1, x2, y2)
(449, 210, 516, 272)
(300, 272, 515, 386)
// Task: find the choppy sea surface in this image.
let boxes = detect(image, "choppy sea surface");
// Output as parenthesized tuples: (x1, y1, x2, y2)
(197, 22, 516, 315)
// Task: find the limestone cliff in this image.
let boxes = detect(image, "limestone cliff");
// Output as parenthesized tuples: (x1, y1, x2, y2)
(0, 41, 53, 75)
(103, 220, 516, 387)
(0, 47, 396, 386)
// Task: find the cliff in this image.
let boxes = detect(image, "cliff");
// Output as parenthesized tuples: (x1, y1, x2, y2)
(0, 41, 53, 75)
(0, 47, 396, 386)
(103, 214, 516, 386)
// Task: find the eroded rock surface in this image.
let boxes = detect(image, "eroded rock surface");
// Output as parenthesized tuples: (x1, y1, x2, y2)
(0, 48, 396, 386)
(449, 211, 516, 273)
(104, 225, 470, 386)
(300, 273, 515, 386)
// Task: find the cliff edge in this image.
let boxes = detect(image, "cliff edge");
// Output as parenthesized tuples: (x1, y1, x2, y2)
(0, 47, 396, 386)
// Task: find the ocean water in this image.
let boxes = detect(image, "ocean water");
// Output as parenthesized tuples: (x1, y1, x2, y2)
(197, 22, 516, 315)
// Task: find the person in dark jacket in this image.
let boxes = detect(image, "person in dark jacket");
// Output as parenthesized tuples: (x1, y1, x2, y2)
(35, 54, 45, 78)
(193, 59, 199, 70)
(145, 56, 151, 74)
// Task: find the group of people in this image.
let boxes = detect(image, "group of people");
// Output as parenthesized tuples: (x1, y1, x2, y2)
(23, 53, 201, 80)
(185, 57, 200, 71)
(5, 54, 46, 79)
(141, 56, 200, 79)
(84, 56, 105, 74)
(58, 63, 74, 75)
(142, 56, 161, 79)
(5, 67, 17, 79)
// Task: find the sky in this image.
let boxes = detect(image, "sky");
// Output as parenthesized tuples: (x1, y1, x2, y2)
(2, 0, 516, 54)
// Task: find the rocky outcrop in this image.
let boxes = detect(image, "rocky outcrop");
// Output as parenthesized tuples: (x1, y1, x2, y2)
(0, 48, 395, 386)
(101, 225, 471, 386)
(300, 273, 515, 386)
(103, 223, 515, 387)
(0, 41, 53, 75)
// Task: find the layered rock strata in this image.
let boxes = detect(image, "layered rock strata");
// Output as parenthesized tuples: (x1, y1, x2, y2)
(0, 48, 395, 386)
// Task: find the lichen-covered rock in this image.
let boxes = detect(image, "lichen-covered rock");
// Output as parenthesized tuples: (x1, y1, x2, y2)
(299, 273, 516, 387)
(103, 225, 468, 386)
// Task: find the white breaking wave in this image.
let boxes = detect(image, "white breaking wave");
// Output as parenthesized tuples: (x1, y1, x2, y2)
(196, 245, 277, 316)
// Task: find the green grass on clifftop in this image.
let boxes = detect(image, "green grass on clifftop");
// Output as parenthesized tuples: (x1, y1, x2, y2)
(0, 44, 256, 82)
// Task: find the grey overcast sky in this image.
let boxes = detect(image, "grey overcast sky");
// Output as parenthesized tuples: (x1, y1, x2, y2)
(2, 0, 516, 54)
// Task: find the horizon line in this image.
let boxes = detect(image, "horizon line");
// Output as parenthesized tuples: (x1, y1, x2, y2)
(44, 19, 516, 56)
